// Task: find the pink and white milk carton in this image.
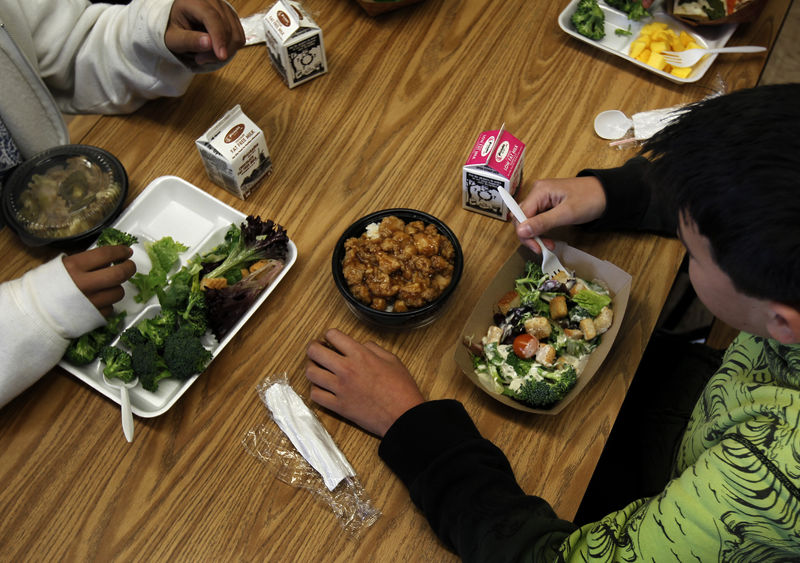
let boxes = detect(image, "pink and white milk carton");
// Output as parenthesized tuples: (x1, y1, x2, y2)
(462, 126, 526, 220)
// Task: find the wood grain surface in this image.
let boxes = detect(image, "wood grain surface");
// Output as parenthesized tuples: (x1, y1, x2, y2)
(0, 1, 790, 560)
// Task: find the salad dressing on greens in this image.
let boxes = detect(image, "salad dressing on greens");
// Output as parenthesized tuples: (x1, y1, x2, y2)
(469, 261, 613, 409)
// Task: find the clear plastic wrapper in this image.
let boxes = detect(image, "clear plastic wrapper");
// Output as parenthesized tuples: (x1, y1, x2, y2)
(240, 12, 267, 46)
(242, 373, 381, 538)
(606, 74, 728, 149)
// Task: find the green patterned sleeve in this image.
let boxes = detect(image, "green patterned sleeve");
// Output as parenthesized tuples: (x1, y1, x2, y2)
(559, 433, 800, 561)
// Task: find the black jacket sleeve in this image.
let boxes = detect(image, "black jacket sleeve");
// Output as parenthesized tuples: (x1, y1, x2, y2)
(579, 156, 677, 236)
(379, 400, 577, 562)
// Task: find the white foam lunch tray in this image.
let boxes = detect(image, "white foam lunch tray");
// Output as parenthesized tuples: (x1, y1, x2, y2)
(558, 0, 737, 84)
(58, 176, 297, 417)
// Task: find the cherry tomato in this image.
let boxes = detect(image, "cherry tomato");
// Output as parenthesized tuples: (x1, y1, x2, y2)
(512, 334, 539, 359)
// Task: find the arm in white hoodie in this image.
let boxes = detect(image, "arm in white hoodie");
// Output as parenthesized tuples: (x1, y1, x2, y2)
(0, 256, 106, 408)
(9, 0, 242, 115)
(24, 0, 195, 114)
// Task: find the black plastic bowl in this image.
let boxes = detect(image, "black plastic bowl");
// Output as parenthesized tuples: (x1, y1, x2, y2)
(1, 144, 128, 248)
(332, 208, 464, 329)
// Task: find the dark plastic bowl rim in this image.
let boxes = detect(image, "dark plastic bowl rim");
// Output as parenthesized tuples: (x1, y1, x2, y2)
(1, 144, 128, 247)
(331, 208, 464, 321)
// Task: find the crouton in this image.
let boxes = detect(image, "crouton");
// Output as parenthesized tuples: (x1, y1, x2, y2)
(549, 295, 568, 320)
(497, 290, 521, 315)
(552, 270, 570, 284)
(536, 343, 556, 366)
(483, 325, 503, 345)
(594, 306, 614, 335)
(525, 316, 551, 340)
(580, 318, 597, 341)
(564, 328, 584, 340)
(569, 280, 587, 297)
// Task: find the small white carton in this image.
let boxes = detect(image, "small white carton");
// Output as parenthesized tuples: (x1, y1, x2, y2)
(263, 0, 328, 89)
(195, 105, 272, 199)
(462, 125, 526, 220)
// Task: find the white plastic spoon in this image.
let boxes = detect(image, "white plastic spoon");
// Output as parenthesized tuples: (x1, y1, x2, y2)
(103, 374, 137, 442)
(594, 110, 633, 140)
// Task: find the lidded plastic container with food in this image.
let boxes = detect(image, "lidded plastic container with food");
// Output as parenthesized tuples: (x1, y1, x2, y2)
(1, 145, 128, 247)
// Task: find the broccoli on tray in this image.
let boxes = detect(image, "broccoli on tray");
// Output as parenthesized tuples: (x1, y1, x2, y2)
(100, 345, 135, 383)
(605, 0, 651, 22)
(163, 325, 213, 380)
(571, 0, 605, 41)
(96, 227, 138, 247)
(130, 340, 173, 393)
(67, 215, 289, 395)
(63, 311, 127, 365)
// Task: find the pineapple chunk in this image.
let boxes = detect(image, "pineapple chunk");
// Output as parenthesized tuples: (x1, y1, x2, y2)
(647, 51, 667, 70)
(670, 66, 693, 78)
(630, 40, 647, 59)
(650, 41, 668, 54)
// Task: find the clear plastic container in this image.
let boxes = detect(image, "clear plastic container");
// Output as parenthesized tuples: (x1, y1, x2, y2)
(2, 145, 127, 247)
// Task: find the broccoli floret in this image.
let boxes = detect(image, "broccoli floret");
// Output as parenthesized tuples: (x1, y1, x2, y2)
(156, 262, 209, 337)
(105, 310, 127, 334)
(604, 0, 650, 21)
(626, 2, 649, 20)
(180, 291, 209, 336)
(119, 327, 148, 350)
(100, 346, 135, 383)
(63, 311, 127, 365)
(162, 325, 213, 380)
(505, 365, 578, 409)
(572, 0, 605, 40)
(134, 310, 177, 349)
(130, 341, 172, 392)
(96, 227, 138, 247)
(64, 331, 106, 365)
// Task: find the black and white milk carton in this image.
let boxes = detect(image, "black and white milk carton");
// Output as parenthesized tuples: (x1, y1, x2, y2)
(195, 105, 272, 199)
(263, 1, 328, 89)
(462, 125, 526, 220)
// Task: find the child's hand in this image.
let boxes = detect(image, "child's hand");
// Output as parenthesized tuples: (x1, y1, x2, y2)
(515, 176, 607, 254)
(165, 0, 245, 66)
(305, 329, 425, 438)
(62, 246, 136, 317)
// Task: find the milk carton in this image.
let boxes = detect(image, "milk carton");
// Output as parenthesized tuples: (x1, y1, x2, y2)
(195, 105, 272, 199)
(263, 0, 328, 89)
(462, 126, 526, 220)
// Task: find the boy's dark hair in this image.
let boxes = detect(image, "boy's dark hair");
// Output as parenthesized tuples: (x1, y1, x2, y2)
(643, 83, 800, 306)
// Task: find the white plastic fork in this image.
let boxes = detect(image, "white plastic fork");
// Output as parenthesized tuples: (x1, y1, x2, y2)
(660, 46, 766, 68)
(496, 188, 569, 277)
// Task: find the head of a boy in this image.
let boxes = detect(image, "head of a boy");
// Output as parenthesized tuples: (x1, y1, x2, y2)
(645, 83, 800, 344)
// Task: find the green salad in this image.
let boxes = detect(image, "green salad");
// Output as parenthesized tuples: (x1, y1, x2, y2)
(468, 261, 614, 409)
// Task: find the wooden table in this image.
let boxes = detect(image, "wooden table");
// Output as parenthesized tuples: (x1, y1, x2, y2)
(0, 1, 789, 560)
